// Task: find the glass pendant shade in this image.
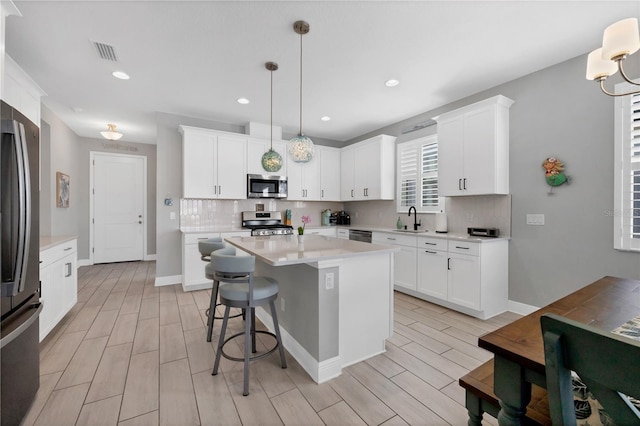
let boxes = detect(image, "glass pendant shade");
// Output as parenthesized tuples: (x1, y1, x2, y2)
(261, 148, 283, 172)
(602, 18, 640, 60)
(289, 134, 314, 163)
(586, 48, 617, 80)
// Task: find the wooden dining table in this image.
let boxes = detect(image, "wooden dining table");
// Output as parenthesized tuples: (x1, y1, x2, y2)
(478, 276, 640, 425)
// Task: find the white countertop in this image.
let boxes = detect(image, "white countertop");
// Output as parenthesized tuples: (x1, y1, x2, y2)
(224, 234, 398, 266)
(40, 235, 77, 251)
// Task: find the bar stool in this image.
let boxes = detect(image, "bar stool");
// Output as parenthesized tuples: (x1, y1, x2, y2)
(210, 247, 287, 396)
(198, 238, 242, 342)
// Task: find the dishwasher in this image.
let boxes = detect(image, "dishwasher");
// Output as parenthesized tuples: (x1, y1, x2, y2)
(348, 229, 372, 243)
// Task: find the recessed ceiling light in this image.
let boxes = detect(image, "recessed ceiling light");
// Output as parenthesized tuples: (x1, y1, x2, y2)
(385, 79, 400, 87)
(112, 71, 130, 80)
(321, 116, 331, 122)
(72, 107, 83, 113)
(237, 98, 250, 104)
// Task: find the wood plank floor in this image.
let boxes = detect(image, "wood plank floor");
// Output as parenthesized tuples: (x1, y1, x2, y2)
(24, 261, 521, 425)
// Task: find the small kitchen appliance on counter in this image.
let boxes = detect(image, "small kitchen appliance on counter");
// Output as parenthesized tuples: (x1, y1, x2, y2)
(242, 211, 294, 236)
(467, 227, 500, 237)
(336, 210, 350, 225)
(321, 209, 332, 226)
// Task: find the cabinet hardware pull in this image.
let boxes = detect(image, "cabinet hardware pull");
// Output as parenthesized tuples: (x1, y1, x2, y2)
(463, 178, 467, 190)
(64, 247, 72, 251)
(138, 221, 143, 224)
(351, 189, 354, 197)
(321, 189, 324, 198)
(213, 186, 217, 194)
(424, 242, 437, 246)
(458, 179, 462, 191)
(447, 258, 451, 270)
(197, 237, 208, 240)
(424, 250, 437, 254)
(218, 185, 221, 195)
(387, 237, 396, 241)
(65, 262, 72, 277)
(455, 246, 470, 250)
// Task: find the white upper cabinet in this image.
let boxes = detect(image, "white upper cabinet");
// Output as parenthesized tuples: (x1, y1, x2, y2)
(180, 126, 247, 199)
(341, 134, 396, 201)
(434, 95, 514, 196)
(3, 55, 46, 126)
(319, 146, 341, 201)
(246, 137, 288, 176)
(287, 152, 321, 200)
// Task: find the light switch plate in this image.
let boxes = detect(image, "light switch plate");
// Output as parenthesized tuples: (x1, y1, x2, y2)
(526, 214, 545, 225)
(169, 212, 176, 220)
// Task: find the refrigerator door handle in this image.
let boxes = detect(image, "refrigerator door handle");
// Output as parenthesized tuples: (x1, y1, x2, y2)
(1, 120, 31, 297)
(0, 302, 42, 349)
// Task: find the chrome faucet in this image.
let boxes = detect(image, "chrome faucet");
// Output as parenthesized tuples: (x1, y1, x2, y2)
(408, 206, 421, 231)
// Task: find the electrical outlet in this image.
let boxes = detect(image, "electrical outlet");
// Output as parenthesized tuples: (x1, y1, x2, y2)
(325, 272, 334, 290)
(280, 297, 285, 311)
(169, 211, 176, 220)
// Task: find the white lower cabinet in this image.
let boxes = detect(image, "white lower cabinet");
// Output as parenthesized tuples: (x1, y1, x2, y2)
(377, 231, 508, 319)
(373, 232, 417, 291)
(417, 237, 448, 300)
(39, 239, 77, 341)
(181, 231, 251, 292)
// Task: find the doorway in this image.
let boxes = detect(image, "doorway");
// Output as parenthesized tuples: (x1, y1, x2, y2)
(90, 152, 147, 264)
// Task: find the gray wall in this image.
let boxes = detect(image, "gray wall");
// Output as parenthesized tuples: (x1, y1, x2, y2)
(41, 105, 81, 238)
(345, 54, 640, 307)
(155, 112, 245, 279)
(41, 104, 157, 261)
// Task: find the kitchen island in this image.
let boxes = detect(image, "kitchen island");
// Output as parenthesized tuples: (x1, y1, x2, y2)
(224, 234, 398, 383)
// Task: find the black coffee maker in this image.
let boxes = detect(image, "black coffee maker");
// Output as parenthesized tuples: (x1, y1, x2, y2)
(336, 210, 350, 225)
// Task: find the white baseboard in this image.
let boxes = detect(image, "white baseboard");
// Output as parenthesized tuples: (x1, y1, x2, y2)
(78, 258, 92, 267)
(255, 307, 342, 383)
(508, 299, 539, 316)
(155, 275, 181, 287)
(144, 254, 157, 261)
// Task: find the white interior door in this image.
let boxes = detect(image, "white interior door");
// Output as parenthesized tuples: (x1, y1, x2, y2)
(92, 153, 145, 264)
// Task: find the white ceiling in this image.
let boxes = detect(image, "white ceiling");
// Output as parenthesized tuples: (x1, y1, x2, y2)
(5, 1, 640, 144)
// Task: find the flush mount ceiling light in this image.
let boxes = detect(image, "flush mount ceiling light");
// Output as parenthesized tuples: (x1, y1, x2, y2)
(586, 18, 640, 96)
(100, 123, 123, 140)
(288, 20, 314, 163)
(261, 62, 283, 172)
(112, 71, 130, 80)
(385, 79, 400, 87)
(237, 98, 250, 104)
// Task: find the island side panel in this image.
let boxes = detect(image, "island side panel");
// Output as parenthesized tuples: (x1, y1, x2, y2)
(338, 252, 393, 367)
(254, 261, 339, 363)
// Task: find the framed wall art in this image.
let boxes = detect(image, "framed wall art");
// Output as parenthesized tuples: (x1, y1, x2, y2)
(56, 172, 70, 208)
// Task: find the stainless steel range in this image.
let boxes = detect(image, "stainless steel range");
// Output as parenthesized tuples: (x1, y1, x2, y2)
(242, 211, 294, 236)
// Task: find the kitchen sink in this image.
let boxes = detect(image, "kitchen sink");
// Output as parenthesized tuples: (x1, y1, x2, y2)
(389, 229, 429, 233)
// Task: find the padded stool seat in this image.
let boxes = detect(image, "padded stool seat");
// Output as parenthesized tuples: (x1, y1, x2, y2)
(198, 237, 224, 261)
(211, 247, 287, 396)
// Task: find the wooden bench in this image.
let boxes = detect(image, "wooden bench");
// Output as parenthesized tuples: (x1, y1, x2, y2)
(459, 359, 551, 425)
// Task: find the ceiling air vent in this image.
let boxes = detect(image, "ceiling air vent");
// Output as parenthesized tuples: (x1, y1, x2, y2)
(92, 41, 119, 62)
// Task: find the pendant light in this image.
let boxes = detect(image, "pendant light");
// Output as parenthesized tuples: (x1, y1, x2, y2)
(261, 62, 283, 172)
(288, 20, 314, 163)
(100, 123, 123, 140)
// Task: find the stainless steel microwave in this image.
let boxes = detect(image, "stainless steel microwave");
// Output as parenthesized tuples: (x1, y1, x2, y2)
(247, 174, 288, 199)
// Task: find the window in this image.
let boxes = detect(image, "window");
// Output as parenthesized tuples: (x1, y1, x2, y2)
(613, 89, 640, 251)
(397, 135, 440, 213)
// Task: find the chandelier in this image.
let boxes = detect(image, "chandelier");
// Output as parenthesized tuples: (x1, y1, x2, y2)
(261, 62, 283, 172)
(100, 123, 123, 140)
(586, 18, 640, 97)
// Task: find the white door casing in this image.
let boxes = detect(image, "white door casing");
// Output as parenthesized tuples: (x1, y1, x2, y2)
(91, 152, 146, 264)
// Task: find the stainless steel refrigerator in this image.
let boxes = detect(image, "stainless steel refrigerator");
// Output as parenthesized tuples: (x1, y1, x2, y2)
(1, 99, 42, 426)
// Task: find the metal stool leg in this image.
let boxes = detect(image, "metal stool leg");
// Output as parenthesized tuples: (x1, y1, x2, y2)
(206, 280, 220, 342)
(212, 305, 231, 376)
(243, 304, 251, 396)
(250, 307, 257, 353)
(270, 300, 287, 369)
